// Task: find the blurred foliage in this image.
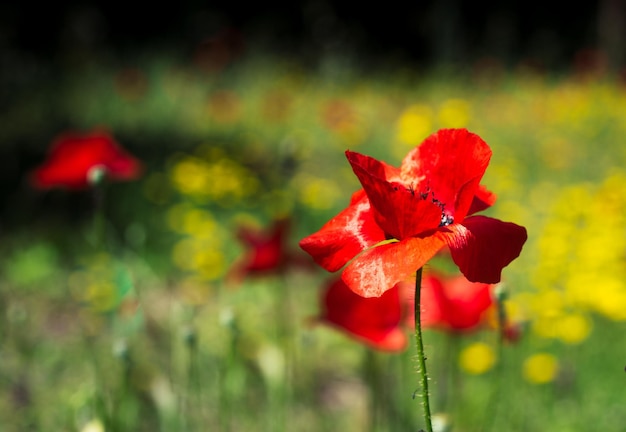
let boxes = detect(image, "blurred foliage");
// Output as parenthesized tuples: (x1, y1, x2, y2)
(1, 53, 626, 431)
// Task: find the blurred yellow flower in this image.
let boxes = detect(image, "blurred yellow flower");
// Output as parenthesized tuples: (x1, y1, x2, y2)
(170, 154, 259, 204)
(458, 342, 496, 375)
(395, 104, 433, 146)
(531, 315, 559, 339)
(528, 171, 626, 324)
(529, 291, 564, 317)
(523, 353, 559, 384)
(587, 278, 626, 321)
(181, 208, 218, 238)
(170, 156, 211, 196)
(171, 238, 198, 271)
(85, 282, 117, 312)
(193, 248, 227, 280)
(171, 236, 227, 281)
(438, 98, 471, 128)
(293, 175, 342, 210)
(556, 313, 592, 344)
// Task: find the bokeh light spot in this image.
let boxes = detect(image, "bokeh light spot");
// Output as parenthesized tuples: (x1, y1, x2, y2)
(523, 353, 559, 384)
(459, 342, 496, 375)
(395, 104, 433, 146)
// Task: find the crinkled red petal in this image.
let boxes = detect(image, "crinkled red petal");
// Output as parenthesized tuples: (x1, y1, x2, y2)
(341, 234, 447, 298)
(299, 190, 385, 272)
(346, 151, 442, 239)
(400, 128, 492, 221)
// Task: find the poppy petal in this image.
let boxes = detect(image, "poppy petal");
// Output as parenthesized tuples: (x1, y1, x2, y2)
(319, 278, 407, 351)
(404, 273, 493, 331)
(31, 130, 141, 189)
(468, 184, 497, 215)
(341, 234, 447, 297)
(299, 190, 386, 272)
(438, 275, 493, 330)
(400, 129, 492, 221)
(346, 151, 442, 239)
(235, 219, 289, 273)
(446, 216, 528, 283)
(344, 150, 403, 182)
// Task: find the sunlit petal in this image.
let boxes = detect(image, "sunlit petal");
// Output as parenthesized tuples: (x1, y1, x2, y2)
(400, 129, 492, 220)
(342, 234, 447, 297)
(299, 190, 385, 272)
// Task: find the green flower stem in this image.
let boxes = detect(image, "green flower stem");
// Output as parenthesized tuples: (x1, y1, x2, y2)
(482, 285, 507, 431)
(90, 168, 107, 249)
(363, 349, 382, 431)
(414, 267, 434, 432)
(219, 310, 238, 432)
(278, 275, 295, 432)
(182, 324, 199, 432)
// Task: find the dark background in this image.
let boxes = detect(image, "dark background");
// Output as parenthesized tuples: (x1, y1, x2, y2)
(2, 1, 625, 72)
(1, 0, 625, 233)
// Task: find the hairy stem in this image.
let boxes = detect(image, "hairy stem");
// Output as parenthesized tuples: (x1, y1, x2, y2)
(414, 267, 434, 432)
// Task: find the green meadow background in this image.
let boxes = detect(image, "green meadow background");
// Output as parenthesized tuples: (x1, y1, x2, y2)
(1, 52, 626, 431)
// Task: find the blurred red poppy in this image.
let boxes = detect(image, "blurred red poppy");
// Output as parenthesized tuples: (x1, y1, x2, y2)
(318, 271, 520, 349)
(405, 272, 494, 333)
(299, 128, 527, 298)
(237, 219, 290, 273)
(31, 130, 141, 189)
(228, 218, 311, 283)
(317, 277, 408, 351)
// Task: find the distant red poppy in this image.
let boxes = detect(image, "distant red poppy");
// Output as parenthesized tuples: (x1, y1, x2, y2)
(31, 130, 141, 189)
(237, 218, 290, 273)
(317, 277, 408, 351)
(299, 128, 527, 298)
(228, 218, 311, 284)
(405, 272, 494, 333)
(318, 271, 519, 349)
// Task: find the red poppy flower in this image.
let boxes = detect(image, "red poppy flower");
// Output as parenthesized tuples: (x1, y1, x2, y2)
(299, 128, 527, 297)
(31, 130, 142, 189)
(405, 272, 494, 332)
(316, 277, 408, 351)
(237, 218, 290, 273)
(228, 218, 312, 284)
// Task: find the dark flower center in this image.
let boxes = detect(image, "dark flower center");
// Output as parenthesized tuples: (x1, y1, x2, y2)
(407, 185, 454, 227)
(439, 213, 454, 227)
